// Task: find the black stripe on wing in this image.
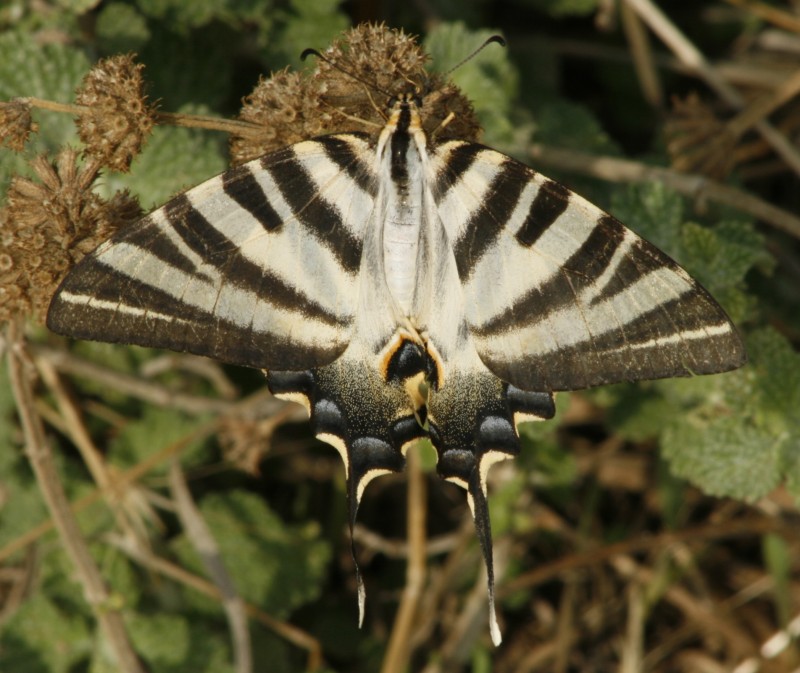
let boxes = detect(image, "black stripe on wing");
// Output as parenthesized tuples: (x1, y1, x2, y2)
(478, 286, 746, 392)
(222, 164, 283, 232)
(122, 215, 213, 282)
(161, 195, 347, 325)
(474, 214, 628, 336)
(48, 261, 346, 370)
(431, 142, 483, 202)
(266, 143, 364, 275)
(514, 179, 571, 247)
(451, 158, 530, 281)
(320, 134, 375, 195)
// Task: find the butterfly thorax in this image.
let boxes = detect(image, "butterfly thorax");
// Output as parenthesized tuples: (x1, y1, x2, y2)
(377, 95, 429, 317)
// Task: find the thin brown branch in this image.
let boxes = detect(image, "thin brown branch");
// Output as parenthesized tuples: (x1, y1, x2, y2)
(502, 516, 793, 595)
(625, 0, 800, 177)
(35, 355, 148, 545)
(380, 446, 428, 673)
(5, 320, 147, 673)
(15, 96, 264, 137)
(527, 143, 800, 239)
(724, 0, 800, 34)
(33, 344, 249, 415)
(725, 68, 800, 140)
(0, 412, 221, 564)
(169, 460, 252, 673)
(352, 524, 460, 558)
(621, 0, 663, 107)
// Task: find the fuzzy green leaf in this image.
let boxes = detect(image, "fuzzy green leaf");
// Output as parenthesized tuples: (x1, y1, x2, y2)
(426, 22, 518, 143)
(0, 594, 91, 673)
(0, 31, 89, 192)
(95, 2, 151, 54)
(105, 109, 227, 206)
(268, 0, 348, 69)
(662, 416, 781, 501)
(110, 407, 211, 472)
(172, 489, 331, 618)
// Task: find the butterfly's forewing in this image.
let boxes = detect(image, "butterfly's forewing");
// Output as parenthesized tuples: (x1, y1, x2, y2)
(428, 141, 746, 392)
(47, 134, 379, 371)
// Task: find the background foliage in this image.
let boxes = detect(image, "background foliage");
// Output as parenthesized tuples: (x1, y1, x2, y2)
(1, 1, 799, 672)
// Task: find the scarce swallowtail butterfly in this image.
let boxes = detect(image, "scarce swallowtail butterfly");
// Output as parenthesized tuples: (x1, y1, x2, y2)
(46, 28, 746, 646)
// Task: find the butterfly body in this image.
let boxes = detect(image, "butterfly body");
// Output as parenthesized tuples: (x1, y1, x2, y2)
(47, 86, 745, 646)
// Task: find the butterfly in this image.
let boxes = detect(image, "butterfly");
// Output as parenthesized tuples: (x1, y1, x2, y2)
(47, 35, 746, 645)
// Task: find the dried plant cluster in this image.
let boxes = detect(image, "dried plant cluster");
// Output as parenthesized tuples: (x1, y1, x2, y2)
(0, 24, 472, 325)
(229, 23, 480, 164)
(75, 54, 157, 173)
(0, 151, 141, 323)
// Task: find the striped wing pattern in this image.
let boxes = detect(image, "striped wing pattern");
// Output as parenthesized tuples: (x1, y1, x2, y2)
(47, 97, 745, 646)
(428, 141, 745, 391)
(48, 135, 377, 370)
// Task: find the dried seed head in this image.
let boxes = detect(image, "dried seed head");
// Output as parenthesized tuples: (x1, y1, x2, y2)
(0, 148, 142, 323)
(75, 54, 156, 172)
(0, 101, 38, 152)
(229, 68, 315, 165)
(665, 93, 736, 179)
(230, 23, 481, 164)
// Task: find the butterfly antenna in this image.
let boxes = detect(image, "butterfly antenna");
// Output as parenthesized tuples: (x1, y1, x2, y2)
(301, 48, 393, 98)
(442, 34, 506, 78)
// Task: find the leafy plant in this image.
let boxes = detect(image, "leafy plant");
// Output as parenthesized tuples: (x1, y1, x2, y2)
(1, 3, 798, 673)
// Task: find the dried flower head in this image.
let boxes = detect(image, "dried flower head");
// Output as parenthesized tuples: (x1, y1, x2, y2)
(0, 101, 38, 152)
(664, 93, 736, 179)
(0, 148, 142, 323)
(75, 54, 156, 172)
(230, 23, 480, 165)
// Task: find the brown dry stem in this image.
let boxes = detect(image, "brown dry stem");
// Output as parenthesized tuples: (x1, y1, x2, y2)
(169, 460, 253, 673)
(380, 446, 428, 673)
(5, 320, 147, 673)
(527, 143, 800, 240)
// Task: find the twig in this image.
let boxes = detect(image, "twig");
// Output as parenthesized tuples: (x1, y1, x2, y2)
(0, 411, 222, 564)
(527, 143, 800, 239)
(5, 320, 147, 673)
(352, 524, 460, 558)
(169, 460, 252, 673)
(33, 344, 258, 415)
(0, 386, 292, 560)
(15, 96, 264, 137)
(724, 0, 800, 33)
(621, 0, 663, 107)
(380, 446, 428, 673)
(724, 69, 800, 141)
(107, 534, 324, 671)
(35, 355, 148, 545)
(625, 0, 800, 177)
(502, 515, 793, 595)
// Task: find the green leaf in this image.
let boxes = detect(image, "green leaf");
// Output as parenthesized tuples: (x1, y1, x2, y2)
(106, 108, 227, 206)
(0, 593, 91, 673)
(662, 416, 782, 501)
(265, 0, 348, 69)
(110, 407, 211, 472)
(426, 22, 518, 144)
(610, 182, 685, 255)
(95, 1, 151, 54)
(172, 489, 331, 617)
(137, 24, 235, 111)
(0, 31, 89, 192)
